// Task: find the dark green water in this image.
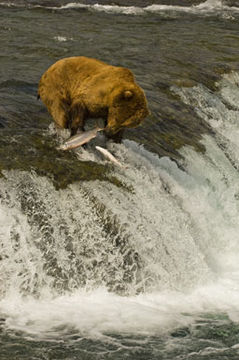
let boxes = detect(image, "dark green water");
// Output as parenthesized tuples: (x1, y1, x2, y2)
(1, 1, 239, 359)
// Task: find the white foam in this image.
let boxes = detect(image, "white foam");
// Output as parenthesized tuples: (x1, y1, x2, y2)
(93, 3, 144, 15)
(0, 2, 18, 7)
(1, 0, 239, 16)
(2, 279, 239, 340)
(53, 35, 73, 42)
(195, 0, 223, 9)
(54, 2, 144, 15)
(172, 72, 239, 170)
(49, 0, 239, 16)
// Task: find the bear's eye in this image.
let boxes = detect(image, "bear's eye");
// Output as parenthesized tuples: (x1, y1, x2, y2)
(124, 90, 133, 100)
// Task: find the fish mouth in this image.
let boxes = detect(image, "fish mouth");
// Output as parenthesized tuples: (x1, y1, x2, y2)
(94, 121, 105, 131)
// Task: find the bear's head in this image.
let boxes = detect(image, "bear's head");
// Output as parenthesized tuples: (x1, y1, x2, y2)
(105, 83, 149, 136)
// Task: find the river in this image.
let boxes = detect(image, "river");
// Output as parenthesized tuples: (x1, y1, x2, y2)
(1, 0, 239, 359)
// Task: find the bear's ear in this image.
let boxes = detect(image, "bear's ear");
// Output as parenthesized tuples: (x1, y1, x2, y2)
(124, 90, 133, 99)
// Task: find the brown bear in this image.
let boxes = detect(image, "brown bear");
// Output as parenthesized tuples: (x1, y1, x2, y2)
(38, 56, 149, 141)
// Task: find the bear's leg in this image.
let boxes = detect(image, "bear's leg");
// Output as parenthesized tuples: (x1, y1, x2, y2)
(69, 104, 85, 136)
(50, 99, 69, 129)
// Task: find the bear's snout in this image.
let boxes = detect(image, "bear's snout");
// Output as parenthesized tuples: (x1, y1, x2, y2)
(105, 124, 122, 136)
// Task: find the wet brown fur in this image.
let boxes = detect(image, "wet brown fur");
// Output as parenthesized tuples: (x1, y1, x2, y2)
(38, 57, 149, 140)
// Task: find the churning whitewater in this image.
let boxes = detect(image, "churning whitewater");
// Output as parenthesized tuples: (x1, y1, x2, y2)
(1, 72, 239, 340)
(37, 0, 239, 16)
(1, 0, 238, 17)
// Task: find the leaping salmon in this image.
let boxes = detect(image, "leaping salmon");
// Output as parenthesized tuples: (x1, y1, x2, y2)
(58, 126, 104, 151)
(95, 146, 124, 168)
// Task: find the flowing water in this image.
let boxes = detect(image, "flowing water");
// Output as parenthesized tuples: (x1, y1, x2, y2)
(1, 0, 239, 359)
